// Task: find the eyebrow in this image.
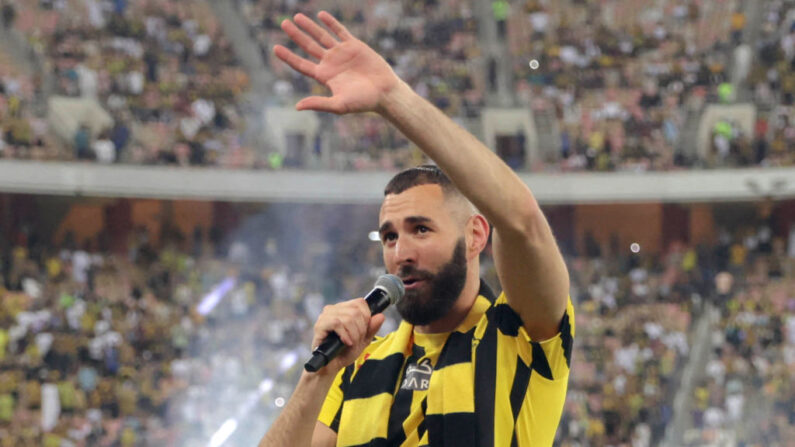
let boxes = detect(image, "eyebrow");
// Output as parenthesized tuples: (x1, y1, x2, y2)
(378, 216, 434, 235)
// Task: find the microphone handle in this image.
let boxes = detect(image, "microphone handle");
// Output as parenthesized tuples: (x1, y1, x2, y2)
(304, 288, 391, 372)
(304, 333, 345, 372)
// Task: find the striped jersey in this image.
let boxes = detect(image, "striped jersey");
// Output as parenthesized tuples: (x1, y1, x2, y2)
(318, 281, 575, 446)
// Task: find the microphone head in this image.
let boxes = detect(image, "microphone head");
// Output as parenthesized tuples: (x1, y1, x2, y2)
(376, 274, 405, 305)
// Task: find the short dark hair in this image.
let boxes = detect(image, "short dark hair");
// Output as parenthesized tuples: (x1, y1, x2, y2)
(383, 164, 457, 196)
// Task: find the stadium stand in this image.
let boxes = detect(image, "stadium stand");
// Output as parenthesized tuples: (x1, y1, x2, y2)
(3, 0, 258, 167)
(0, 0, 791, 170)
(681, 219, 795, 446)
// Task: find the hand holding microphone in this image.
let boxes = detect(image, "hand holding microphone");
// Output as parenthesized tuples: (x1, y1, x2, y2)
(305, 274, 405, 373)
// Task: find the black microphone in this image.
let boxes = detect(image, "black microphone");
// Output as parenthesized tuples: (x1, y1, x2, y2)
(304, 274, 405, 372)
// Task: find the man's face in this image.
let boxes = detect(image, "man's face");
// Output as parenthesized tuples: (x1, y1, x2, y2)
(378, 184, 469, 325)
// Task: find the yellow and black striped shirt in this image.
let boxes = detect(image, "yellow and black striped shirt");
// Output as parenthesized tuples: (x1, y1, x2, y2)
(319, 281, 575, 446)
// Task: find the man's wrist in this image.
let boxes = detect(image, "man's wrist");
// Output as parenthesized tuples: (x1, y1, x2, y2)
(301, 367, 340, 384)
(376, 80, 415, 120)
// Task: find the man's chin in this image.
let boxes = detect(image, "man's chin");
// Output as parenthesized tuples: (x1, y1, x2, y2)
(401, 287, 430, 307)
(397, 296, 432, 324)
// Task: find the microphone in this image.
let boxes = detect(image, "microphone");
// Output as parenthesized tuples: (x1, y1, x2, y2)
(304, 274, 405, 372)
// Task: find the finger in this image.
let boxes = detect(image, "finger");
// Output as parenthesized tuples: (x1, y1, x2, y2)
(341, 305, 368, 342)
(318, 11, 355, 41)
(296, 96, 346, 114)
(294, 13, 338, 49)
(351, 298, 372, 319)
(315, 315, 353, 346)
(331, 319, 354, 346)
(280, 18, 326, 59)
(329, 310, 364, 345)
(273, 44, 317, 79)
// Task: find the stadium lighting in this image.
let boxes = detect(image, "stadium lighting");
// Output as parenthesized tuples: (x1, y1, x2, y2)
(279, 351, 298, 373)
(209, 418, 238, 447)
(630, 243, 641, 253)
(197, 277, 236, 316)
(258, 379, 274, 394)
(368, 231, 380, 241)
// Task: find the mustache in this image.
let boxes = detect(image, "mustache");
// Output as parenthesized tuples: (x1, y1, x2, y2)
(397, 265, 434, 281)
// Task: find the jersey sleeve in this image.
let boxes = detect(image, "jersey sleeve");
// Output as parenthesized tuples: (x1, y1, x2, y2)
(526, 296, 575, 380)
(317, 366, 348, 432)
(496, 292, 575, 381)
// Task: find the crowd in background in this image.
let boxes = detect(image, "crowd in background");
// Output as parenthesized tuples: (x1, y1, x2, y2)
(1, 0, 260, 167)
(0, 46, 54, 161)
(0, 199, 792, 446)
(0, 203, 384, 446)
(513, 0, 737, 171)
(684, 222, 795, 446)
(556, 245, 697, 446)
(0, 0, 792, 170)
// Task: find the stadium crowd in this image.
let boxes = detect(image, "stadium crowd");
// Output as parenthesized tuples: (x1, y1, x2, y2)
(684, 221, 795, 446)
(0, 203, 386, 446)
(556, 245, 696, 446)
(0, 0, 792, 170)
(2, 0, 259, 167)
(0, 47, 54, 161)
(511, 0, 739, 171)
(0, 199, 791, 446)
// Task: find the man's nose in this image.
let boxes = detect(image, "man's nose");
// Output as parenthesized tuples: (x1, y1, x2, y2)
(394, 237, 417, 265)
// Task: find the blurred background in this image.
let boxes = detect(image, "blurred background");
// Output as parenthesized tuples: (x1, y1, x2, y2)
(0, 0, 793, 446)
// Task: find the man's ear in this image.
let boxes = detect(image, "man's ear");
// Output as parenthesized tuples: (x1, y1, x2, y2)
(466, 214, 490, 260)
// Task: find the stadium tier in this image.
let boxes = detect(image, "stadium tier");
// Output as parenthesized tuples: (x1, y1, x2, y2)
(0, 0, 792, 170)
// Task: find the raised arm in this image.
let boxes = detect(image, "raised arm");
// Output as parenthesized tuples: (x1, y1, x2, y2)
(275, 12, 569, 340)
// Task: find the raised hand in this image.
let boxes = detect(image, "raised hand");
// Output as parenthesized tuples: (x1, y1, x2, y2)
(274, 11, 402, 114)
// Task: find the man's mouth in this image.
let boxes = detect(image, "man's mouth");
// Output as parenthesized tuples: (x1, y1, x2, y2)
(402, 277, 425, 290)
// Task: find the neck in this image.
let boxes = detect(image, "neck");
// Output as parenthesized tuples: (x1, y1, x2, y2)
(414, 266, 480, 334)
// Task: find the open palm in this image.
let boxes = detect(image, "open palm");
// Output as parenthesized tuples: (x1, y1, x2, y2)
(274, 12, 401, 114)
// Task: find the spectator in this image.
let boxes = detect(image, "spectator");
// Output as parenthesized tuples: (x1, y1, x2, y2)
(492, 0, 509, 38)
(0, 0, 14, 30)
(92, 130, 115, 163)
(731, 10, 746, 45)
(110, 117, 130, 157)
(73, 124, 92, 160)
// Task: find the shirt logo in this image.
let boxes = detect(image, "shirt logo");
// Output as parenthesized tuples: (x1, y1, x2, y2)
(400, 359, 432, 391)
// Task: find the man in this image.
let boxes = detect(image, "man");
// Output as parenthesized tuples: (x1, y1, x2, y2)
(1, 1, 15, 30)
(259, 12, 574, 447)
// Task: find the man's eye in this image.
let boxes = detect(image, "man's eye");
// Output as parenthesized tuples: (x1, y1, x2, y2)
(383, 233, 397, 242)
(417, 226, 429, 233)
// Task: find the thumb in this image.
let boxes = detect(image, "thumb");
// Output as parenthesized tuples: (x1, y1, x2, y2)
(365, 313, 386, 340)
(296, 96, 347, 114)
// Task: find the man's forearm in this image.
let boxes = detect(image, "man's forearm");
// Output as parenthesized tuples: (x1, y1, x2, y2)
(258, 371, 336, 447)
(377, 81, 541, 231)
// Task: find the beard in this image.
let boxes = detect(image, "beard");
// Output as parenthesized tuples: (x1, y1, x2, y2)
(395, 237, 468, 326)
